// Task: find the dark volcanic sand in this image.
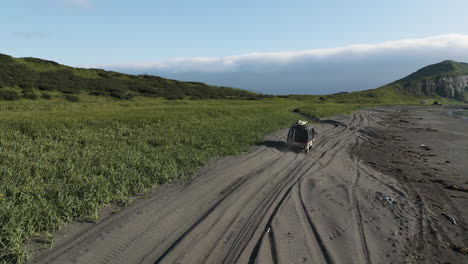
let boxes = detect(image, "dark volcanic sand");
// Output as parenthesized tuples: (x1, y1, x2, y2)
(31, 106, 468, 264)
(357, 106, 468, 264)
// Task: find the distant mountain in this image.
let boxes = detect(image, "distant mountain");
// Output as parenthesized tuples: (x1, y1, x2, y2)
(394, 60, 468, 101)
(286, 60, 468, 105)
(397, 60, 468, 82)
(0, 54, 260, 101)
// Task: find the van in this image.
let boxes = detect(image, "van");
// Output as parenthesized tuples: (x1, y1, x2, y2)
(287, 120, 316, 153)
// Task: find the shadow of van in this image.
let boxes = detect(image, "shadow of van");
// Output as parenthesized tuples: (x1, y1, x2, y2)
(257, 140, 303, 153)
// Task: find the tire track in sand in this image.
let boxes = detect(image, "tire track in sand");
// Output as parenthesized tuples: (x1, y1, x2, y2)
(34, 109, 417, 264)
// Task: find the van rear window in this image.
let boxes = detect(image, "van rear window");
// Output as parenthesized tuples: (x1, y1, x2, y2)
(293, 127, 308, 142)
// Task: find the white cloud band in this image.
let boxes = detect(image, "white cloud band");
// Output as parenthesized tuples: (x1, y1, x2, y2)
(97, 34, 468, 73)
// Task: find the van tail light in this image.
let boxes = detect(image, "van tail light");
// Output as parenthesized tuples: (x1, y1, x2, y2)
(305, 140, 309, 143)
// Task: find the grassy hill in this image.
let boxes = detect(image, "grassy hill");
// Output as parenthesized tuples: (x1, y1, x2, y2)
(397, 60, 468, 83)
(0, 54, 261, 101)
(391, 60, 468, 102)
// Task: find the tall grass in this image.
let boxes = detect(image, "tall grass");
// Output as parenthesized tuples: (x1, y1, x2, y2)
(0, 98, 298, 263)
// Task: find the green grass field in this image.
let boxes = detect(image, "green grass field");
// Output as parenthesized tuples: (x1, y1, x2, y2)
(0, 97, 301, 263)
(0, 93, 460, 263)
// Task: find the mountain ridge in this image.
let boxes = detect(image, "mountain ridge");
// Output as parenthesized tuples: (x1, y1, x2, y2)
(393, 60, 468, 101)
(0, 54, 466, 102)
(397, 60, 468, 83)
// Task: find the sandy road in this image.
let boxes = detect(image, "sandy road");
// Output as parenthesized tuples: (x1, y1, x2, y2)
(33, 108, 464, 264)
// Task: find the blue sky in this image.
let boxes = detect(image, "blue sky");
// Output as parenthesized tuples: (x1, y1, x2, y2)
(2, 0, 468, 94)
(2, 0, 468, 65)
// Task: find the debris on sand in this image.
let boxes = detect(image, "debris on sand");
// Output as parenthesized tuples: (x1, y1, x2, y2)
(375, 192, 397, 204)
(384, 196, 397, 204)
(449, 243, 468, 255)
(442, 212, 457, 225)
(419, 144, 431, 150)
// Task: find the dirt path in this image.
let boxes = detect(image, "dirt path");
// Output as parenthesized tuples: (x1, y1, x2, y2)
(32, 107, 468, 264)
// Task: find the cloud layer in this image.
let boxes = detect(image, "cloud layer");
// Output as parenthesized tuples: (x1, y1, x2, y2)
(99, 34, 468, 94)
(103, 34, 468, 72)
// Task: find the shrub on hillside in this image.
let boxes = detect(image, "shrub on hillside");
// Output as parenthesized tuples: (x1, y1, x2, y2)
(61, 87, 81, 94)
(189, 94, 205, 100)
(0, 90, 21, 101)
(366, 92, 379, 98)
(64, 94, 79, 102)
(18, 80, 35, 90)
(41, 92, 52, 99)
(164, 89, 185, 100)
(127, 82, 159, 95)
(110, 90, 135, 100)
(23, 91, 39, 100)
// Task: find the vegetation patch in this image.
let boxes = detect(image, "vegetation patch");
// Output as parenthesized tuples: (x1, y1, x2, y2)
(0, 53, 264, 101)
(0, 98, 299, 263)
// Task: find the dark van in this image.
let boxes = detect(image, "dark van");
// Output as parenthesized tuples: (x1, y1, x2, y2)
(287, 120, 316, 153)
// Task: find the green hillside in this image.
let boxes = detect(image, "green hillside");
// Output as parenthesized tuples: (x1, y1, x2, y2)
(287, 84, 459, 106)
(397, 60, 468, 83)
(388, 60, 468, 102)
(0, 54, 261, 101)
